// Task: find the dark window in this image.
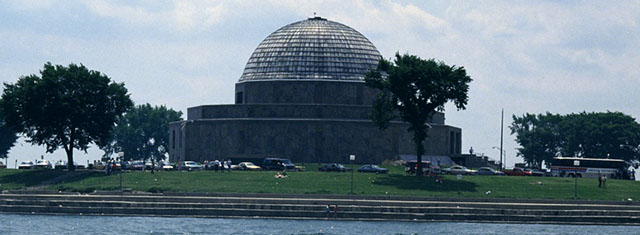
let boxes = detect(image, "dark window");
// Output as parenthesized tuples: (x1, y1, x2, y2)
(449, 131, 455, 154)
(172, 130, 176, 149)
(179, 130, 183, 148)
(456, 132, 461, 155)
(235, 92, 243, 104)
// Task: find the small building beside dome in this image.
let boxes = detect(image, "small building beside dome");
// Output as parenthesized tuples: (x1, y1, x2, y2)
(168, 17, 462, 164)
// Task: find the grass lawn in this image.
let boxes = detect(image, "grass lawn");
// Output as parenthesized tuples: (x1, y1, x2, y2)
(1, 165, 638, 201)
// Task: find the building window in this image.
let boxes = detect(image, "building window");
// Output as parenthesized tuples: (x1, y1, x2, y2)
(172, 130, 176, 149)
(456, 132, 461, 155)
(235, 92, 243, 104)
(179, 130, 183, 148)
(449, 131, 455, 155)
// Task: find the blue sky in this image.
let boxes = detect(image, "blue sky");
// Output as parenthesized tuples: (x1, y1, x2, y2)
(2, 0, 639, 167)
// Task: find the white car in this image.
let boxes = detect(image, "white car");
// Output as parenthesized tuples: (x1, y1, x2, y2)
(35, 160, 52, 169)
(443, 165, 477, 175)
(18, 161, 35, 170)
(238, 162, 261, 171)
(183, 161, 204, 171)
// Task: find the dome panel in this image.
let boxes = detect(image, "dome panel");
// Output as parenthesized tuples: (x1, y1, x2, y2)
(239, 17, 382, 82)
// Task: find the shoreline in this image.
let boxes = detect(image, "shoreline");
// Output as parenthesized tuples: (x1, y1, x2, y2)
(1, 190, 640, 226)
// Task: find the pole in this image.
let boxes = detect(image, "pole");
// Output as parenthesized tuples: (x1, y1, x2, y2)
(500, 108, 504, 171)
(574, 169, 577, 199)
(118, 152, 124, 196)
(349, 155, 355, 195)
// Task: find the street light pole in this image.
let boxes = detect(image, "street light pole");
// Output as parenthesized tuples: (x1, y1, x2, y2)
(492, 147, 506, 169)
(349, 155, 355, 195)
(573, 160, 580, 199)
(500, 109, 504, 171)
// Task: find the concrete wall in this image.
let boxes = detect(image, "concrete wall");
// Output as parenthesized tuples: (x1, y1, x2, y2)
(187, 104, 445, 125)
(168, 119, 460, 164)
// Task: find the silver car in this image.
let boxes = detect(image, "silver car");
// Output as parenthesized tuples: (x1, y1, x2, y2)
(443, 165, 476, 175)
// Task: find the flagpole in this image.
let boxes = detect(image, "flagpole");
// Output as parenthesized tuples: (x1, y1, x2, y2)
(500, 109, 504, 171)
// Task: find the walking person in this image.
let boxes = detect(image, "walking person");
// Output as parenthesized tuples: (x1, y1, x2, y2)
(227, 159, 232, 172)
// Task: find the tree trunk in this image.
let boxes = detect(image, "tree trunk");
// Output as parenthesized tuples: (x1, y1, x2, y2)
(415, 134, 425, 177)
(65, 146, 74, 171)
(66, 131, 75, 171)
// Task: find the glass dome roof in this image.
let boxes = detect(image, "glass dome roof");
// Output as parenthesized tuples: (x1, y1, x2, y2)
(239, 17, 382, 82)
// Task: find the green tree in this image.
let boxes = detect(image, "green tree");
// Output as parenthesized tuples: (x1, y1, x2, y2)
(0, 63, 133, 171)
(365, 53, 472, 176)
(510, 113, 562, 168)
(0, 109, 18, 160)
(511, 111, 640, 166)
(101, 104, 182, 164)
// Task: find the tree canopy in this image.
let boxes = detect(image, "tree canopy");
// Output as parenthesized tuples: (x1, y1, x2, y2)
(510, 111, 640, 167)
(0, 109, 18, 159)
(365, 53, 472, 175)
(100, 103, 182, 162)
(0, 62, 133, 170)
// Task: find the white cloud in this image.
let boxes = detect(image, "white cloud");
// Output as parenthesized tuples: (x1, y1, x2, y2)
(84, 0, 227, 32)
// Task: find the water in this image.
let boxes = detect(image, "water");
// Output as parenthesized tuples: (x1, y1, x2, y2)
(0, 213, 638, 234)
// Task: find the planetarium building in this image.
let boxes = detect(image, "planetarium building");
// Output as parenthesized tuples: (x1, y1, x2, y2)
(168, 17, 462, 164)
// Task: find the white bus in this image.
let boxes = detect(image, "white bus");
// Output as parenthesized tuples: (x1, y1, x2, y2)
(550, 157, 625, 178)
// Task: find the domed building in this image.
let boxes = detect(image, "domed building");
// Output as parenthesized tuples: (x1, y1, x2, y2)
(168, 17, 462, 164)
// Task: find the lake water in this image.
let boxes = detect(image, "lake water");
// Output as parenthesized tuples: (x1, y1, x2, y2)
(0, 213, 638, 234)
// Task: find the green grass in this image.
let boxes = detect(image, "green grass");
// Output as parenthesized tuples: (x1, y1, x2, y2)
(1, 167, 638, 201)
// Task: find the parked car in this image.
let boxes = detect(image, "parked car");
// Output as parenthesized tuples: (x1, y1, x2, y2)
(93, 161, 106, 170)
(54, 161, 67, 170)
(183, 161, 204, 171)
(261, 158, 297, 171)
(131, 160, 145, 171)
(18, 161, 35, 169)
(35, 160, 52, 169)
(74, 162, 85, 170)
(443, 165, 476, 175)
(503, 167, 533, 176)
(525, 168, 546, 177)
(156, 161, 174, 171)
(357, 164, 388, 174)
(319, 163, 352, 172)
(476, 167, 505, 176)
(0, 161, 6, 169)
(405, 160, 440, 175)
(238, 162, 261, 171)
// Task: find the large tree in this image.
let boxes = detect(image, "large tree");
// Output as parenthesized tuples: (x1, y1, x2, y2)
(99, 103, 182, 163)
(511, 111, 640, 167)
(365, 53, 472, 176)
(0, 62, 133, 170)
(0, 109, 18, 160)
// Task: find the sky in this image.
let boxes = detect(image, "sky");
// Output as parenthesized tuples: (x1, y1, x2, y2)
(1, 0, 639, 168)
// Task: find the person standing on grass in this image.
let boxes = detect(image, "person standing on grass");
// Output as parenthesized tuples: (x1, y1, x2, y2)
(227, 159, 232, 172)
(598, 172, 603, 188)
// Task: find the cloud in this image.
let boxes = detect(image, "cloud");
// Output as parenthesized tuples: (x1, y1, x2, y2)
(84, 0, 227, 32)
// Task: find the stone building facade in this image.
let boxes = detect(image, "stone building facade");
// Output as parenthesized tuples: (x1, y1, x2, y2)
(168, 17, 462, 164)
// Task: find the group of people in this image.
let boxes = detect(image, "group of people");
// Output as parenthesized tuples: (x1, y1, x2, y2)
(598, 174, 608, 188)
(204, 159, 232, 172)
(325, 205, 338, 219)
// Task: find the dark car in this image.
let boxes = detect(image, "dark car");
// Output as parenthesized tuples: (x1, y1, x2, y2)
(262, 158, 297, 171)
(319, 163, 352, 172)
(405, 160, 440, 175)
(131, 160, 145, 171)
(476, 167, 505, 176)
(357, 164, 388, 174)
(525, 168, 546, 177)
